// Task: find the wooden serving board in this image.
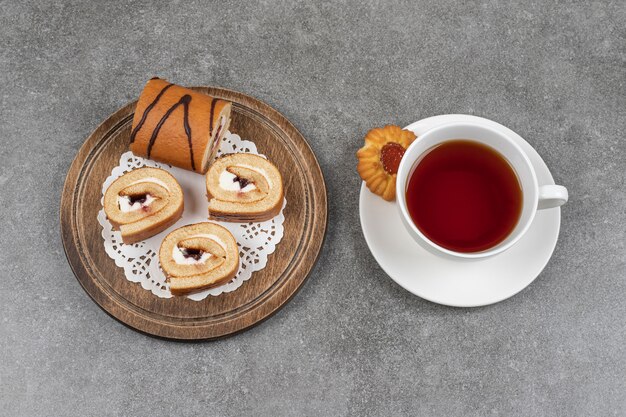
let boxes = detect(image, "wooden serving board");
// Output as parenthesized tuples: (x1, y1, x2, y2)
(61, 87, 327, 340)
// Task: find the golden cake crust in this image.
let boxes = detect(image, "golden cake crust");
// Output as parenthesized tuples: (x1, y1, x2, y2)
(129, 78, 231, 173)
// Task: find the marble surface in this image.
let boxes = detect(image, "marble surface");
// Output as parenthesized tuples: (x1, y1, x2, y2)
(1, 0, 624, 416)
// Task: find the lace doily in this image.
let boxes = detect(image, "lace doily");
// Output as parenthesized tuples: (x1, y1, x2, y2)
(97, 131, 286, 301)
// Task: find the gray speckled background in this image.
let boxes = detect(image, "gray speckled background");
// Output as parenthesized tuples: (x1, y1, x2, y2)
(1, 0, 625, 416)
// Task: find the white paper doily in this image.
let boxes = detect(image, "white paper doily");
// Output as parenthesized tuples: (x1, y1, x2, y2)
(97, 131, 286, 301)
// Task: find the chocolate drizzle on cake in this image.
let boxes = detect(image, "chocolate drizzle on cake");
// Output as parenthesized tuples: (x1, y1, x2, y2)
(208, 98, 218, 133)
(130, 83, 173, 144)
(146, 94, 196, 171)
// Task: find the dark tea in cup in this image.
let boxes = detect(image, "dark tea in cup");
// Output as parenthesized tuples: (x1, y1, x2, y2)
(406, 140, 523, 253)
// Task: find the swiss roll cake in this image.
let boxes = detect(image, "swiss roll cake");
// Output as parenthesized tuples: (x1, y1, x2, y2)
(205, 153, 284, 222)
(129, 78, 232, 174)
(159, 223, 240, 295)
(104, 167, 184, 244)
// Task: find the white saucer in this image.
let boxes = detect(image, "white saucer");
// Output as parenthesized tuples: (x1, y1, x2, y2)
(359, 115, 561, 307)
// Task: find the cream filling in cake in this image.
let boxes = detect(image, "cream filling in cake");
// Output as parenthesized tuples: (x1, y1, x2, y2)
(118, 194, 157, 212)
(219, 170, 257, 192)
(172, 246, 213, 265)
(171, 233, 228, 265)
(217, 164, 272, 192)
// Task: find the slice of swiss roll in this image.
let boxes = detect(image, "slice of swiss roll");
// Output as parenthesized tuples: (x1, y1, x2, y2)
(205, 153, 284, 222)
(159, 223, 240, 295)
(129, 78, 231, 174)
(104, 167, 184, 244)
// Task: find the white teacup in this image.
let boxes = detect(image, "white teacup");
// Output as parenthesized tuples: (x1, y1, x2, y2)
(396, 122, 568, 260)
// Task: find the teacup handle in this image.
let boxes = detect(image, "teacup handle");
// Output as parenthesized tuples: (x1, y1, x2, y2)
(538, 185, 568, 210)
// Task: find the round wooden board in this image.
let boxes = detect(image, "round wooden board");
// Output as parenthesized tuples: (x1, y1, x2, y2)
(61, 87, 327, 340)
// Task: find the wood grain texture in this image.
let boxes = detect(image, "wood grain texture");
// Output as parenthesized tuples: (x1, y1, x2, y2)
(60, 87, 327, 340)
